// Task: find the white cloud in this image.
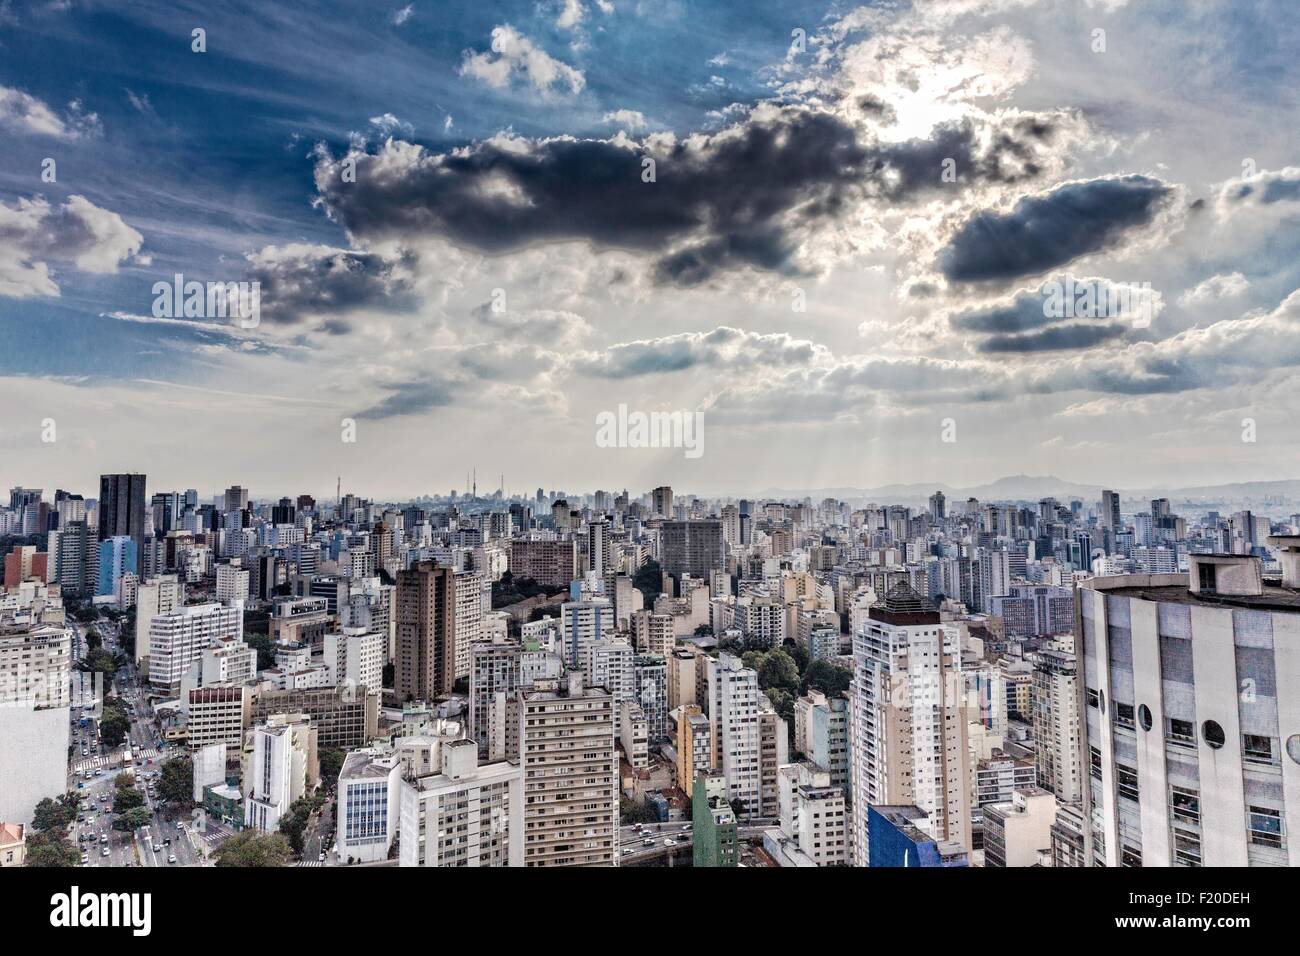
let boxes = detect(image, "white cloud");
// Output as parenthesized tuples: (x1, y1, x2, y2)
(601, 109, 648, 130)
(1179, 271, 1250, 306)
(392, 4, 414, 26)
(0, 195, 144, 298)
(0, 85, 100, 139)
(459, 25, 586, 95)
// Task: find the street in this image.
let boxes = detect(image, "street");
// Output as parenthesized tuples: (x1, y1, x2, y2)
(66, 615, 206, 868)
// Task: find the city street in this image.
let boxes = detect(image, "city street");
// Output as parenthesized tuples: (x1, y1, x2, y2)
(66, 615, 206, 867)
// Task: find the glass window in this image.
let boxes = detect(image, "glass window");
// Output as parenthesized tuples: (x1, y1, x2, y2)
(1243, 734, 1274, 764)
(1247, 806, 1284, 849)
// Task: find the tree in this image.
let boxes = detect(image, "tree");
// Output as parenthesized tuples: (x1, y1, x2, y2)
(278, 792, 326, 855)
(619, 795, 657, 826)
(633, 560, 663, 605)
(782, 638, 809, 674)
(114, 771, 137, 791)
(214, 830, 292, 867)
(245, 632, 277, 671)
(84, 647, 118, 674)
(113, 788, 145, 814)
(157, 757, 194, 806)
(113, 806, 151, 831)
(803, 659, 853, 698)
(693, 623, 713, 637)
(757, 648, 800, 696)
(100, 712, 130, 749)
(765, 687, 795, 730)
(26, 830, 80, 867)
(317, 748, 345, 787)
(32, 796, 77, 832)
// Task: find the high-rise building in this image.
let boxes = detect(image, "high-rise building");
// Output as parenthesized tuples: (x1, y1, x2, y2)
(705, 652, 763, 818)
(763, 762, 849, 867)
(398, 738, 523, 867)
(1077, 543, 1300, 867)
(651, 485, 673, 519)
(244, 714, 318, 832)
(0, 622, 71, 825)
(135, 575, 183, 669)
(1101, 489, 1121, 534)
(337, 748, 401, 864)
(395, 562, 457, 701)
(518, 671, 618, 866)
(660, 519, 725, 581)
(1031, 648, 1081, 803)
(96, 535, 137, 597)
(692, 771, 737, 867)
(850, 583, 971, 864)
(48, 519, 97, 595)
(149, 602, 242, 694)
(98, 473, 147, 553)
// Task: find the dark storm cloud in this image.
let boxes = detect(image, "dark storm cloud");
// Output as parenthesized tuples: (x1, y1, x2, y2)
(978, 321, 1127, 353)
(245, 245, 418, 326)
(314, 104, 1075, 286)
(939, 175, 1174, 283)
(950, 276, 1155, 334)
(357, 376, 457, 419)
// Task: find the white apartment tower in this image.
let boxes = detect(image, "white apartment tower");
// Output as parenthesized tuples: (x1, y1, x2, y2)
(149, 601, 242, 694)
(849, 583, 971, 864)
(705, 652, 762, 818)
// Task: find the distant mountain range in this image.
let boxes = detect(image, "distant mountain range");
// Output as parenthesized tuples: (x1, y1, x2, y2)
(754, 474, 1300, 505)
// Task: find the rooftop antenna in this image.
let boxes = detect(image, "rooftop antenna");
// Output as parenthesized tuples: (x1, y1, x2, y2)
(473, 467, 477, 500)
(336, 476, 341, 508)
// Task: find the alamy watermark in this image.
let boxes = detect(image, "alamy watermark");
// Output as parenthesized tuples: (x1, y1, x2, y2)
(1042, 276, 1154, 328)
(595, 403, 704, 459)
(152, 273, 260, 328)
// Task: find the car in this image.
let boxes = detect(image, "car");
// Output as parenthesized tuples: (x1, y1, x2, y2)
(167, 855, 177, 864)
(152, 844, 162, 852)
(176, 821, 184, 830)
(622, 847, 633, 855)
(101, 847, 110, 857)
(80, 853, 88, 863)
(664, 839, 676, 847)
(81, 748, 88, 756)
(318, 852, 326, 862)
(94, 769, 102, 776)
(642, 838, 653, 846)
(162, 838, 171, 846)
(83, 772, 92, 781)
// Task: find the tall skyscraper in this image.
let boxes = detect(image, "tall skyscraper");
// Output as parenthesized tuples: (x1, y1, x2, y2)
(518, 671, 618, 866)
(396, 562, 456, 701)
(651, 485, 673, 518)
(1031, 648, 1081, 803)
(849, 583, 971, 864)
(659, 519, 725, 581)
(1100, 489, 1121, 534)
(98, 472, 146, 533)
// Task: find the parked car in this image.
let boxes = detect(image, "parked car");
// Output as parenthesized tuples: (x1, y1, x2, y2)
(101, 847, 110, 857)
(167, 854, 177, 864)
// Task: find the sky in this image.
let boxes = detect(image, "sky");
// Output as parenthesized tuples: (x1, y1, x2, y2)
(1, 0, 1299, 501)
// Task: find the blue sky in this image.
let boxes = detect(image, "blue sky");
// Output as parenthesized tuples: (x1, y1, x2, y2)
(2, 0, 1300, 499)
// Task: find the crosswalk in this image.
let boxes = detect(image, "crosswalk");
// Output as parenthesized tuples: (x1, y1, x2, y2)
(296, 861, 323, 867)
(72, 747, 160, 775)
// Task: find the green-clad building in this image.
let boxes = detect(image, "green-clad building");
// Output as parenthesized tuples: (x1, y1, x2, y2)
(692, 771, 738, 867)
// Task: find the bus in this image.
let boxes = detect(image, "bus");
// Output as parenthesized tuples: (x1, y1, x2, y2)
(123, 747, 133, 767)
